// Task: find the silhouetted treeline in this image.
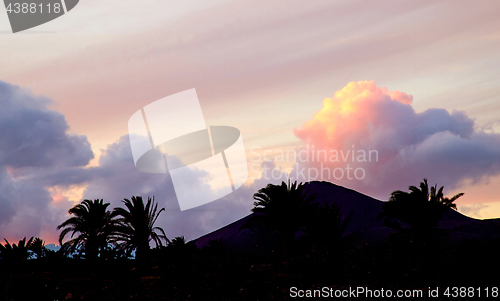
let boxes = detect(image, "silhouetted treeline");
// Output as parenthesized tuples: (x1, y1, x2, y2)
(1, 179, 499, 300)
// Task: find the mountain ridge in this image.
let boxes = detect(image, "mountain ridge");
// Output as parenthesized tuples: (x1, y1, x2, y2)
(194, 181, 500, 250)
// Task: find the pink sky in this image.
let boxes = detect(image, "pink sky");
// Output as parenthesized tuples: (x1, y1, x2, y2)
(1, 0, 500, 243)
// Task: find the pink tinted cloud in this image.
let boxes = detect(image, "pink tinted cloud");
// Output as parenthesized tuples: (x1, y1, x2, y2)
(294, 81, 413, 150)
(291, 81, 500, 200)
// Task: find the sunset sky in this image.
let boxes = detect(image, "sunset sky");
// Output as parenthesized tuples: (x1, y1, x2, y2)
(1, 0, 500, 244)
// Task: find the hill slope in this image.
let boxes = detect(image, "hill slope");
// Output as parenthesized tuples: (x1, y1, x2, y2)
(194, 181, 500, 250)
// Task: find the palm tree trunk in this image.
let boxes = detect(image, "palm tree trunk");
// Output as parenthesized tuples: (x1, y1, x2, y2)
(135, 241, 150, 261)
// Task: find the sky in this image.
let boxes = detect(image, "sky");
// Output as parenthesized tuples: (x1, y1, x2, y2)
(1, 0, 500, 244)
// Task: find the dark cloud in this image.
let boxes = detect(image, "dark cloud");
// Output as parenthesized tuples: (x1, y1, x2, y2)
(81, 134, 267, 241)
(0, 78, 263, 243)
(0, 81, 93, 169)
(0, 80, 94, 241)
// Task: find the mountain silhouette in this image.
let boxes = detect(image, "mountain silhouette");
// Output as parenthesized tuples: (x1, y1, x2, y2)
(194, 181, 500, 251)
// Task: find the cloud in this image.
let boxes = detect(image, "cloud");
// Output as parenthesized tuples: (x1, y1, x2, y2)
(0, 81, 93, 169)
(79, 134, 275, 242)
(11, 0, 500, 152)
(6, 78, 499, 244)
(0, 80, 93, 243)
(458, 203, 488, 218)
(0, 79, 268, 243)
(291, 81, 500, 199)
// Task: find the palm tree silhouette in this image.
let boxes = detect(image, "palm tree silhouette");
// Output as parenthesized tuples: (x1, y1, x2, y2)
(29, 237, 46, 259)
(170, 236, 187, 247)
(0, 237, 35, 260)
(379, 178, 463, 232)
(166, 236, 195, 256)
(57, 199, 117, 260)
(112, 196, 168, 261)
(305, 202, 353, 248)
(243, 180, 316, 245)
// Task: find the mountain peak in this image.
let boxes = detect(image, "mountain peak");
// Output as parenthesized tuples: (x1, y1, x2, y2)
(194, 181, 500, 250)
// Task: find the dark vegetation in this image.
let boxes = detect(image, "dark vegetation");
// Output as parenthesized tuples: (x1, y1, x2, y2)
(1, 179, 499, 300)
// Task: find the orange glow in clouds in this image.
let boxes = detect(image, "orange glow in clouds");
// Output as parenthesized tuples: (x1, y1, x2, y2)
(294, 80, 413, 150)
(293, 81, 500, 219)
